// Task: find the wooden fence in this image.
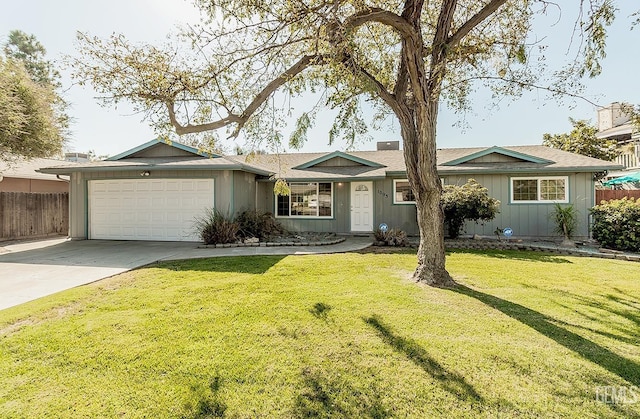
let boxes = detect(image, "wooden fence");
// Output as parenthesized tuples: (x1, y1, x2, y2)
(595, 189, 640, 203)
(0, 192, 69, 240)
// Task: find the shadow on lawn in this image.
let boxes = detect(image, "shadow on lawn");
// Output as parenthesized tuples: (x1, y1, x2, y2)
(186, 375, 227, 419)
(160, 255, 286, 275)
(448, 249, 573, 264)
(294, 367, 390, 418)
(309, 302, 332, 319)
(364, 315, 482, 402)
(454, 285, 640, 386)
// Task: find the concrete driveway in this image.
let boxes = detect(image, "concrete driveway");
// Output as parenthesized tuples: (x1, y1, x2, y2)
(0, 236, 372, 311)
(0, 238, 201, 311)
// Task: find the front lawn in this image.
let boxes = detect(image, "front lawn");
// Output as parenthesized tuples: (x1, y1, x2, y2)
(1, 250, 639, 417)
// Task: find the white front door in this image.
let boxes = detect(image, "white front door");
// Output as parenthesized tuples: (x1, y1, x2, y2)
(350, 181, 373, 232)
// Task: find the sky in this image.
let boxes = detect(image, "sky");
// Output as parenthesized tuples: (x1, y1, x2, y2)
(1, 1, 639, 157)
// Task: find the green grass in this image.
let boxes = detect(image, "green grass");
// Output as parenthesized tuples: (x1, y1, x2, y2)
(1, 250, 639, 418)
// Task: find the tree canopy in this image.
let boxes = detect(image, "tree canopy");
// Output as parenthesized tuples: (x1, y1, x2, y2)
(542, 118, 621, 161)
(0, 58, 65, 163)
(0, 30, 68, 163)
(70, 0, 620, 286)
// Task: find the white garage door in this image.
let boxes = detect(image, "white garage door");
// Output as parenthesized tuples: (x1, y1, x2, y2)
(89, 178, 214, 241)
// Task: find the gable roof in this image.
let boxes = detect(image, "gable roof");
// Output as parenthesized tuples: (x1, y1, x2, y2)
(37, 141, 623, 179)
(107, 138, 221, 160)
(293, 151, 385, 169)
(242, 145, 623, 180)
(441, 146, 553, 166)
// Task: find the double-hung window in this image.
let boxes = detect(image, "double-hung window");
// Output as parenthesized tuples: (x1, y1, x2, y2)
(393, 179, 415, 204)
(276, 182, 333, 217)
(511, 176, 568, 203)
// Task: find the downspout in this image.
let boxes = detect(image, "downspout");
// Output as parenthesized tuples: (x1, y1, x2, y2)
(56, 175, 70, 182)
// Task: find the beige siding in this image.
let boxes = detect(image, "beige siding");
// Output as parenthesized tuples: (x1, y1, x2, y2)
(0, 177, 69, 193)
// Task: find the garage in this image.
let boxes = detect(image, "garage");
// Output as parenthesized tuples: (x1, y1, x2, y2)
(89, 178, 214, 241)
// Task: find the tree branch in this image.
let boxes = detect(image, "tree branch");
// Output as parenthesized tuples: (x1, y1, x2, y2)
(165, 54, 327, 136)
(342, 8, 419, 41)
(448, 0, 509, 48)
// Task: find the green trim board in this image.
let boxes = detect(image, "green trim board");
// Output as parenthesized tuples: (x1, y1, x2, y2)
(293, 151, 385, 169)
(437, 166, 615, 175)
(107, 137, 221, 161)
(83, 179, 89, 239)
(441, 146, 554, 166)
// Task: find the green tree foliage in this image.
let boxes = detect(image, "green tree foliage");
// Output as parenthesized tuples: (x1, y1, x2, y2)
(0, 58, 65, 162)
(70, 1, 618, 286)
(590, 198, 640, 251)
(0, 30, 68, 162)
(441, 179, 500, 239)
(542, 118, 621, 161)
(4, 30, 61, 87)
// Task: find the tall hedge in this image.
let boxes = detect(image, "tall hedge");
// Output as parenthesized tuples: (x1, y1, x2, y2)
(590, 197, 640, 251)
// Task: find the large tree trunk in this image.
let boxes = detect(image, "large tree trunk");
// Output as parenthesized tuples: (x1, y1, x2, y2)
(400, 100, 456, 288)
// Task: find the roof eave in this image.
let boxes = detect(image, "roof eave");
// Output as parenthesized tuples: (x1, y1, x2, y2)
(437, 165, 623, 175)
(256, 176, 387, 182)
(38, 164, 273, 176)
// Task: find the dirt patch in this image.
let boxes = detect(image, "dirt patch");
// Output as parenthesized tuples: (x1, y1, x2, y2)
(0, 318, 36, 337)
(0, 301, 84, 337)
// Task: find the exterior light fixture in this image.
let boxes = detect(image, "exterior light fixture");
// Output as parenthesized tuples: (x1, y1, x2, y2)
(140, 171, 150, 177)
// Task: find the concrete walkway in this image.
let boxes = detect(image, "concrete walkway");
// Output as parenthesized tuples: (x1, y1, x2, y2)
(0, 237, 373, 311)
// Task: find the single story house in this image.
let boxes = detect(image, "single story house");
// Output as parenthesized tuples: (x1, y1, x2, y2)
(1, 158, 70, 193)
(39, 138, 622, 241)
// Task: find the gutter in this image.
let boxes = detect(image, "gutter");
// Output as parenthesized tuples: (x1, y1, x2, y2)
(38, 164, 273, 177)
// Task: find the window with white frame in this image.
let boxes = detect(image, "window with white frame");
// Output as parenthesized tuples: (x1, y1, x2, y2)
(393, 179, 415, 204)
(276, 182, 333, 217)
(511, 176, 568, 203)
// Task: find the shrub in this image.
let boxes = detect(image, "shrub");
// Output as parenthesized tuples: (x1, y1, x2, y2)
(374, 228, 409, 246)
(590, 197, 640, 251)
(235, 210, 285, 240)
(549, 203, 579, 239)
(194, 208, 239, 245)
(441, 179, 500, 239)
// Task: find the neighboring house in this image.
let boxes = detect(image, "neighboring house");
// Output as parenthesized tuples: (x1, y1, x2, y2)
(596, 102, 639, 171)
(0, 158, 69, 193)
(0, 158, 71, 240)
(39, 138, 622, 242)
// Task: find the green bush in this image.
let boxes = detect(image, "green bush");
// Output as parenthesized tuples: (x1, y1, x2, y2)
(235, 210, 285, 240)
(441, 179, 500, 239)
(590, 197, 640, 251)
(195, 208, 239, 245)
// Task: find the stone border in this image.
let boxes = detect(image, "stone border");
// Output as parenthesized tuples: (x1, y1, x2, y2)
(444, 239, 640, 262)
(198, 237, 345, 249)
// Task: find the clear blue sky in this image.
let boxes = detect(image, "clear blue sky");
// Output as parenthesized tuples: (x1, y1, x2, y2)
(1, 1, 639, 157)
